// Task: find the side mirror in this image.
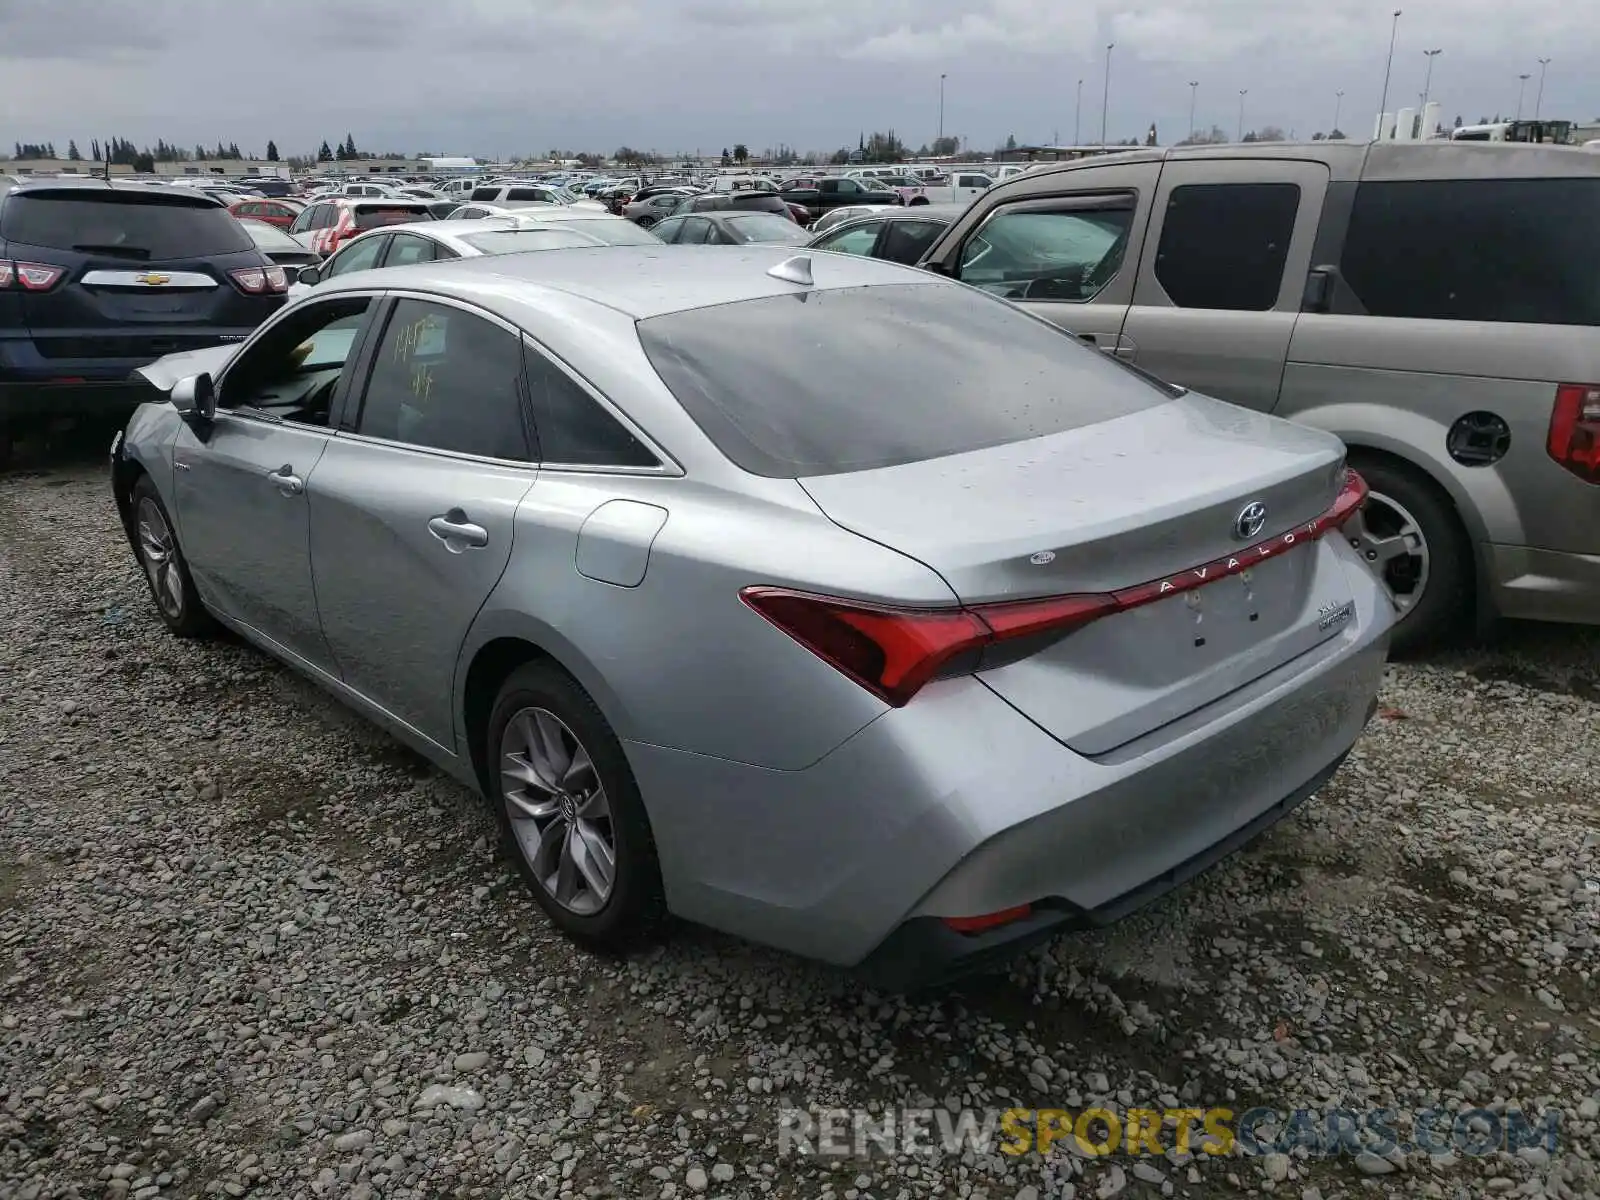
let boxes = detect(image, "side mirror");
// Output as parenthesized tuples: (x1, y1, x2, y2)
(297, 264, 322, 286)
(170, 373, 217, 421)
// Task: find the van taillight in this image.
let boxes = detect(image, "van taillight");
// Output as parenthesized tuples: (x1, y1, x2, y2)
(0, 260, 65, 291)
(1548, 384, 1600, 484)
(230, 266, 289, 295)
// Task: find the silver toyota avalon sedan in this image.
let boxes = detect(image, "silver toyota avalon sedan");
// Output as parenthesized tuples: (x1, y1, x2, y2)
(111, 247, 1394, 988)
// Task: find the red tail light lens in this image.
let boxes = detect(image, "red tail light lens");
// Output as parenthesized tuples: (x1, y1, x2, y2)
(229, 267, 268, 294)
(743, 469, 1370, 708)
(264, 265, 289, 293)
(0, 260, 66, 291)
(1548, 383, 1600, 484)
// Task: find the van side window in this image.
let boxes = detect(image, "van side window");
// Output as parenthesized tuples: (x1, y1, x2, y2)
(1153, 183, 1300, 311)
(958, 200, 1134, 302)
(1339, 178, 1600, 325)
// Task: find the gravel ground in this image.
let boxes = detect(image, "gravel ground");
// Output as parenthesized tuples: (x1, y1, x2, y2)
(1, 455, 1596, 1200)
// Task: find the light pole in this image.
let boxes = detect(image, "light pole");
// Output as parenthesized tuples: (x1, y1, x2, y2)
(1100, 44, 1114, 145)
(1237, 89, 1248, 141)
(1421, 48, 1441, 117)
(1075, 78, 1083, 146)
(1535, 57, 1551, 118)
(938, 73, 946, 147)
(1516, 72, 1531, 119)
(1188, 81, 1199, 141)
(1378, 9, 1402, 136)
(1333, 90, 1344, 136)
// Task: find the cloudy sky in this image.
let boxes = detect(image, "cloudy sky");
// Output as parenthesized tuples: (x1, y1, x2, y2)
(1, 0, 1593, 160)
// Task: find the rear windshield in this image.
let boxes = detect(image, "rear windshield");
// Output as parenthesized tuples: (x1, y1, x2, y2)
(723, 213, 809, 244)
(638, 282, 1171, 477)
(354, 206, 430, 231)
(459, 229, 604, 254)
(0, 191, 254, 257)
(1341, 178, 1600, 325)
(550, 220, 661, 246)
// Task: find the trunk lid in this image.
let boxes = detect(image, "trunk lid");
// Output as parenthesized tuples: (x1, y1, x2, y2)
(799, 395, 1359, 754)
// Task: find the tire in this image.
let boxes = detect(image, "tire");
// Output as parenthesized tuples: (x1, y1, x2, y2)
(129, 475, 215, 639)
(1346, 453, 1472, 657)
(486, 661, 667, 949)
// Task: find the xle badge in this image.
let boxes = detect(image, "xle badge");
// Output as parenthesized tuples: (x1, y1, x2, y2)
(1318, 600, 1355, 631)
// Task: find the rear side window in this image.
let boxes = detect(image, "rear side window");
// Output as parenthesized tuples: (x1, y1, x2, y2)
(880, 219, 945, 264)
(1340, 178, 1600, 325)
(638, 282, 1171, 478)
(469, 187, 501, 201)
(0, 192, 254, 257)
(1154, 183, 1300, 311)
(524, 345, 659, 468)
(506, 188, 546, 201)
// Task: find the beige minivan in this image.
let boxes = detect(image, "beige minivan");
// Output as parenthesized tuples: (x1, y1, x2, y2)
(920, 140, 1600, 653)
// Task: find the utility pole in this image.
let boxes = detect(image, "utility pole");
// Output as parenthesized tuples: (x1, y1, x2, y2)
(938, 73, 947, 146)
(1516, 72, 1531, 119)
(1378, 10, 1402, 136)
(1188, 81, 1199, 141)
(1421, 48, 1442, 117)
(1100, 44, 1114, 145)
(1238, 89, 1248, 142)
(1535, 57, 1551, 119)
(1074, 78, 1083, 146)
(1333, 90, 1344, 135)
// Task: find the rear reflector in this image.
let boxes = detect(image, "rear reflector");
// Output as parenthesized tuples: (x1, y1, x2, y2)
(942, 905, 1034, 935)
(1548, 383, 1600, 484)
(742, 469, 1370, 708)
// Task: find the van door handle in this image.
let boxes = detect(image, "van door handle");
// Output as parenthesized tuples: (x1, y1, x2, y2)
(428, 510, 489, 551)
(268, 465, 304, 496)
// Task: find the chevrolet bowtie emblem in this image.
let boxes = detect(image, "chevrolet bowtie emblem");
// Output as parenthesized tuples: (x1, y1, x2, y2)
(136, 272, 171, 286)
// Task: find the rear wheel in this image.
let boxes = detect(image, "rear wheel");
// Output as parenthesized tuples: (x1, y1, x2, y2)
(130, 476, 214, 638)
(1345, 454, 1471, 656)
(487, 662, 667, 948)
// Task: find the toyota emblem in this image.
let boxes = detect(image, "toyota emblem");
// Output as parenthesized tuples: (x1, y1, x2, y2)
(1234, 501, 1268, 541)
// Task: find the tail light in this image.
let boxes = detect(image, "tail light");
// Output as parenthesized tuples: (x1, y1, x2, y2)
(742, 470, 1370, 708)
(1548, 383, 1600, 483)
(229, 266, 288, 294)
(0, 260, 66, 291)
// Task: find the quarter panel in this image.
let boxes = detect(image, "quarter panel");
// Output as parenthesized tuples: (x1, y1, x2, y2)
(483, 473, 957, 771)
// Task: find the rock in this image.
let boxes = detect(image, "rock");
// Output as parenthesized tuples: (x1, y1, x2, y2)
(1131, 1161, 1165, 1185)
(1262, 1153, 1290, 1183)
(334, 1130, 372, 1152)
(453, 1051, 490, 1072)
(1354, 1151, 1396, 1176)
(413, 1084, 483, 1112)
(685, 1166, 709, 1192)
(188, 1095, 221, 1124)
(711, 1162, 735, 1182)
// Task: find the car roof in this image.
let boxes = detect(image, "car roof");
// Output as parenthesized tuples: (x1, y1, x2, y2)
(1, 177, 227, 205)
(827, 203, 966, 225)
(318, 244, 941, 319)
(362, 217, 609, 253)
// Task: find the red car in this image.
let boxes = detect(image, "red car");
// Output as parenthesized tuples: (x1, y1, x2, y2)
(228, 198, 304, 229)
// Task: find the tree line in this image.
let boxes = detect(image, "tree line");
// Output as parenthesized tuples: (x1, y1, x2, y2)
(5, 133, 404, 170)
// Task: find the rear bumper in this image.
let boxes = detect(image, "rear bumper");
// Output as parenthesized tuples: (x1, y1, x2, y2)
(1483, 542, 1600, 626)
(627, 561, 1392, 984)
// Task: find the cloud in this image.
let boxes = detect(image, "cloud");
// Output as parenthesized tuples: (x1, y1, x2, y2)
(0, 0, 1594, 156)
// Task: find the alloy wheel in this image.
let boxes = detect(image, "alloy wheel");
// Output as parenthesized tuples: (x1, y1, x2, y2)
(499, 706, 616, 916)
(135, 497, 185, 620)
(1349, 489, 1431, 616)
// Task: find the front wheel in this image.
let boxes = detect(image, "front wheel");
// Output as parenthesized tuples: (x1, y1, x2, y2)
(487, 662, 667, 948)
(130, 475, 215, 638)
(1345, 455, 1472, 657)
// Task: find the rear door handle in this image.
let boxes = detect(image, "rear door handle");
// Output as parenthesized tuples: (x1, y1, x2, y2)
(428, 510, 489, 551)
(268, 465, 304, 496)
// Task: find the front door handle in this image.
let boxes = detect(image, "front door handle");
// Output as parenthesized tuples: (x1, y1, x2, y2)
(428, 510, 490, 551)
(268, 465, 304, 496)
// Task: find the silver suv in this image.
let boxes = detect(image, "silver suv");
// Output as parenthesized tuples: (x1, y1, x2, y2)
(920, 141, 1600, 653)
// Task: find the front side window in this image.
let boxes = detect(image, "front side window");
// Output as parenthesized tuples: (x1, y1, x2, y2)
(326, 234, 387, 276)
(1153, 182, 1300, 311)
(958, 202, 1133, 302)
(815, 223, 882, 257)
(653, 217, 686, 243)
(219, 296, 374, 424)
(1339, 178, 1600, 325)
(356, 299, 531, 461)
(638, 281, 1170, 478)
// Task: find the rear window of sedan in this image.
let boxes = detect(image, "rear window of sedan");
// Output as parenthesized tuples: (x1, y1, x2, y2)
(0, 190, 254, 257)
(637, 282, 1173, 478)
(353, 205, 432, 231)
